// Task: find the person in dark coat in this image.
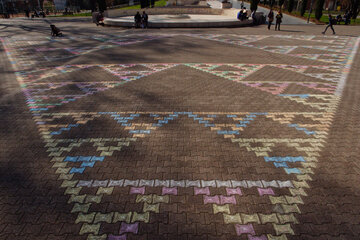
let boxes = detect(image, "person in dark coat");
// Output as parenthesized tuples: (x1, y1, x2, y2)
(134, 12, 141, 28)
(237, 8, 243, 21)
(322, 14, 335, 34)
(275, 11, 282, 31)
(267, 9, 274, 30)
(25, 9, 30, 18)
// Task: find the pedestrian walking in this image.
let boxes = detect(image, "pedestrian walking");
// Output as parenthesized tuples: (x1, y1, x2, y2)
(275, 11, 282, 31)
(267, 9, 274, 30)
(141, 11, 148, 28)
(322, 14, 336, 34)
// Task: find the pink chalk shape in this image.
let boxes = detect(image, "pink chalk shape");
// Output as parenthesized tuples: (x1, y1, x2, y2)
(226, 187, 242, 196)
(194, 187, 210, 195)
(257, 188, 275, 196)
(162, 187, 177, 195)
(108, 234, 127, 240)
(248, 235, 267, 240)
(235, 224, 255, 236)
(220, 195, 236, 204)
(129, 187, 145, 195)
(119, 222, 138, 234)
(203, 195, 220, 204)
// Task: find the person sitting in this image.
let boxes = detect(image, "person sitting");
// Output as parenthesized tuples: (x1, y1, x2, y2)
(134, 12, 142, 28)
(237, 8, 243, 21)
(50, 24, 62, 37)
(336, 14, 342, 24)
(96, 12, 104, 26)
(241, 7, 248, 21)
(142, 11, 148, 28)
(40, 10, 46, 18)
(31, 10, 39, 18)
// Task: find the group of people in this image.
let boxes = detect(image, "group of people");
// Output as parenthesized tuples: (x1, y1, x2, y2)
(336, 11, 351, 25)
(25, 9, 46, 18)
(134, 11, 148, 28)
(237, 7, 249, 21)
(95, 12, 105, 26)
(267, 10, 283, 30)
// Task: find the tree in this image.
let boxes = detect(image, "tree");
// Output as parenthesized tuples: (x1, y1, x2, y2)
(250, 0, 259, 11)
(350, 0, 360, 19)
(315, 0, 325, 20)
(300, 0, 308, 15)
(270, 0, 275, 7)
(97, 0, 106, 11)
(288, 0, 294, 12)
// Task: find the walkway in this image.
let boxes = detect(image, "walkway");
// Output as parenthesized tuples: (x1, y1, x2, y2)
(1, 18, 360, 240)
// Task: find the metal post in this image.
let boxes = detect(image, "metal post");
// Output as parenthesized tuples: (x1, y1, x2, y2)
(307, 0, 314, 23)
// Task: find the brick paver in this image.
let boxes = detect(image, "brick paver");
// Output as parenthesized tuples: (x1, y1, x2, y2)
(1, 19, 360, 240)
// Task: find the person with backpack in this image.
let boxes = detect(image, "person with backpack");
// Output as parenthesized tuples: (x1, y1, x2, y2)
(275, 11, 283, 31)
(267, 9, 274, 30)
(322, 14, 335, 34)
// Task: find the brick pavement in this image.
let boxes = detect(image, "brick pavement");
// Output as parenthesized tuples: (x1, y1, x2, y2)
(0, 20, 360, 240)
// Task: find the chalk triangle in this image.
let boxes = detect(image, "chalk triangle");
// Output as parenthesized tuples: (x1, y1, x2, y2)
(296, 83, 337, 94)
(242, 82, 289, 95)
(187, 64, 265, 83)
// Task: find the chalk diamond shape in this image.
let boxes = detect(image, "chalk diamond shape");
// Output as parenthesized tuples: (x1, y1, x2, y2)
(108, 235, 127, 240)
(235, 224, 255, 236)
(258, 188, 275, 196)
(130, 187, 146, 194)
(119, 222, 139, 234)
(194, 187, 210, 195)
(204, 195, 220, 204)
(226, 187, 242, 196)
(162, 187, 177, 195)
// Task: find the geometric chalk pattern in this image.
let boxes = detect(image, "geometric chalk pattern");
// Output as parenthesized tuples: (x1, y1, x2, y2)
(2, 33, 359, 240)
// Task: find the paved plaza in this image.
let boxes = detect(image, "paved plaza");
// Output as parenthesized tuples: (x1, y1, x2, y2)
(1, 19, 360, 240)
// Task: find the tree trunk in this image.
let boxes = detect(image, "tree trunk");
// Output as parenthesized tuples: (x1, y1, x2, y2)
(288, 0, 294, 12)
(300, 0, 308, 16)
(351, 0, 360, 19)
(315, 0, 325, 20)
